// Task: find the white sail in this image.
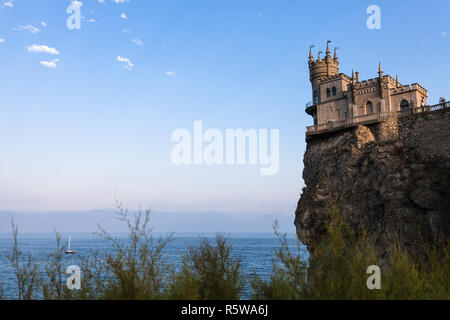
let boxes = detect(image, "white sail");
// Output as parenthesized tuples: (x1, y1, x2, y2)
(65, 235, 76, 254)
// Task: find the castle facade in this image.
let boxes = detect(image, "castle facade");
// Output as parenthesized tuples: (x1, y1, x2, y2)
(306, 42, 429, 136)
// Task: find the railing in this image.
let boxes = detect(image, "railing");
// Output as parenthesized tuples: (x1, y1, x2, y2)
(417, 101, 450, 113)
(306, 102, 449, 136)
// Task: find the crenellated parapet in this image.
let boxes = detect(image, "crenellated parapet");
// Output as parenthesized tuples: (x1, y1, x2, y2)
(390, 83, 428, 97)
(308, 41, 339, 85)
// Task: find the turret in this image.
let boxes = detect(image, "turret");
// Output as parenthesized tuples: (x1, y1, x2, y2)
(308, 41, 339, 85)
(378, 62, 384, 98)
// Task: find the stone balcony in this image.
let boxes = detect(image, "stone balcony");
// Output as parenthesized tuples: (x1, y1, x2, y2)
(306, 101, 450, 136)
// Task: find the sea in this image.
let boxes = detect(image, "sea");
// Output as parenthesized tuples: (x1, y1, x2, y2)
(0, 233, 308, 300)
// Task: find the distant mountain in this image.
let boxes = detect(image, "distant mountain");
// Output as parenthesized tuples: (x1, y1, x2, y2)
(0, 210, 295, 234)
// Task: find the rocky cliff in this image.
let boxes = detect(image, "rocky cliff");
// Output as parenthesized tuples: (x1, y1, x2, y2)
(295, 108, 450, 260)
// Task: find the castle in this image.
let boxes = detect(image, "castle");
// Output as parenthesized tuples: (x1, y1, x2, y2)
(305, 41, 431, 136)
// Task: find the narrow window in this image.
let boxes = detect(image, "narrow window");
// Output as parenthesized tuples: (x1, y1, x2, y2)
(332, 87, 337, 96)
(400, 100, 410, 112)
(327, 88, 331, 97)
(314, 91, 319, 104)
(366, 101, 373, 114)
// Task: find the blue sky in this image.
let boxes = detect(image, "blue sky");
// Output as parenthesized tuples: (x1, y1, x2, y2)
(0, 0, 448, 218)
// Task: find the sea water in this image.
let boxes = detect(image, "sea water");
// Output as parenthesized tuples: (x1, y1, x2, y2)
(0, 233, 308, 300)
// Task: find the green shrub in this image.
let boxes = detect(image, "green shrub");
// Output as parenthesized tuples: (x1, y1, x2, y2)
(252, 205, 450, 300)
(70, 250, 107, 300)
(90, 201, 173, 300)
(7, 219, 41, 300)
(251, 221, 308, 300)
(306, 206, 380, 299)
(42, 230, 78, 300)
(166, 234, 245, 300)
(382, 242, 450, 299)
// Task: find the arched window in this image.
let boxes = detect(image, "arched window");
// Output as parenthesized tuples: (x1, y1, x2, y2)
(332, 87, 337, 96)
(366, 101, 373, 114)
(327, 88, 331, 97)
(400, 100, 410, 112)
(314, 91, 319, 104)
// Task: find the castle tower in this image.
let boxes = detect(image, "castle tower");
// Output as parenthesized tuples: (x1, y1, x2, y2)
(308, 41, 339, 85)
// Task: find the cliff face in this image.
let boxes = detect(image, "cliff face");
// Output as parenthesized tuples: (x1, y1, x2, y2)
(295, 109, 450, 259)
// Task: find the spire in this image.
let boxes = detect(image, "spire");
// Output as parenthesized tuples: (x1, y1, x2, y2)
(396, 75, 399, 87)
(334, 47, 339, 60)
(309, 45, 314, 62)
(318, 51, 322, 62)
(326, 40, 331, 57)
(378, 62, 383, 78)
(352, 69, 355, 84)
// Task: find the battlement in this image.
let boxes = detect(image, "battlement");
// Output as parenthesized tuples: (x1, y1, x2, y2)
(318, 73, 352, 85)
(308, 41, 339, 85)
(390, 82, 428, 96)
(355, 78, 379, 87)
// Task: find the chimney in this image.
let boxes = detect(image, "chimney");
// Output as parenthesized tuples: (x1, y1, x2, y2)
(356, 72, 360, 83)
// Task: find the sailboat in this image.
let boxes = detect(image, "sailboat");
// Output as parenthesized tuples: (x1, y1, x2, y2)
(65, 235, 76, 254)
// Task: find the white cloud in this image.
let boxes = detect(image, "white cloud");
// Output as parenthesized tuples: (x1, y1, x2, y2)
(0, 38, 4, 43)
(72, 0, 83, 8)
(165, 71, 176, 77)
(13, 25, 41, 34)
(40, 59, 59, 68)
(117, 56, 133, 70)
(27, 44, 60, 55)
(441, 31, 447, 38)
(2, 1, 13, 8)
(86, 19, 96, 23)
(131, 38, 143, 47)
(113, 0, 130, 4)
(120, 12, 128, 19)
(41, 22, 47, 27)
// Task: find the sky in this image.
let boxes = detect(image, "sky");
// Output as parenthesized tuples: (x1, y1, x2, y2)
(0, 1, 448, 228)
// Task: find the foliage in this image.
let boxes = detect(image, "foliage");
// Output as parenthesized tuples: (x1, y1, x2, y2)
(166, 234, 245, 300)
(6, 219, 41, 300)
(88, 201, 173, 300)
(251, 205, 450, 300)
(251, 221, 308, 300)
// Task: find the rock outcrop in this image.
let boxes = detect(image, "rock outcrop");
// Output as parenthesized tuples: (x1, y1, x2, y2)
(295, 109, 450, 260)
